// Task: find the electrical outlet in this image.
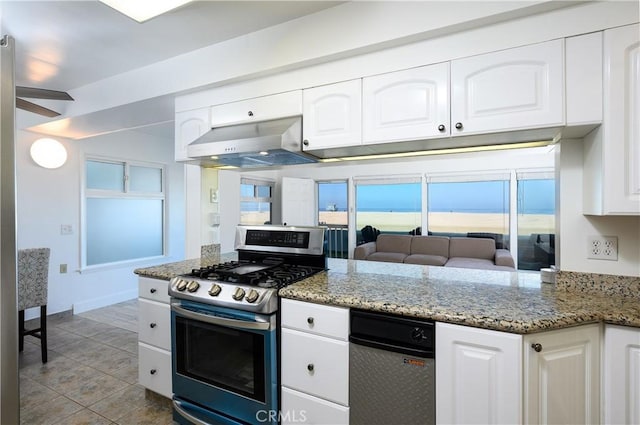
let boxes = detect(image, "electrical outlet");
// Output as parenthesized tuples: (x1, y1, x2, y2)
(61, 224, 73, 235)
(587, 236, 618, 260)
(60, 264, 67, 273)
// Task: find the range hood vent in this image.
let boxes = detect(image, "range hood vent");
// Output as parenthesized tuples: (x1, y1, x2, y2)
(187, 116, 317, 168)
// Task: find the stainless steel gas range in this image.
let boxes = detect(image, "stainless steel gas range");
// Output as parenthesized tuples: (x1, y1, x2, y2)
(170, 225, 327, 425)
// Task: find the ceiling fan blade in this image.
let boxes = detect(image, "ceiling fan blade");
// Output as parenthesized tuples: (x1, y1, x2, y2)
(16, 86, 74, 101)
(16, 98, 61, 117)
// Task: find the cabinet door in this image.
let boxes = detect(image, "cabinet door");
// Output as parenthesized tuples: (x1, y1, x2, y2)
(281, 387, 349, 425)
(138, 299, 171, 350)
(602, 24, 640, 214)
(175, 108, 210, 161)
(603, 324, 640, 425)
(302, 79, 362, 150)
(451, 39, 564, 135)
(523, 324, 600, 425)
(363, 63, 449, 143)
(210, 90, 302, 127)
(281, 328, 349, 406)
(138, 342, 172, 398)
(436, 322, 522, 425)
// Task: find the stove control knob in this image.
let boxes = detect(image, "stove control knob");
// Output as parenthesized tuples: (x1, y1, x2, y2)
(246, 289, 260, 303)
(232, 287, 246, 301)
(176, 279, 188, 291)
(208, 284, 222, 297)
(187, 281, 200, 293)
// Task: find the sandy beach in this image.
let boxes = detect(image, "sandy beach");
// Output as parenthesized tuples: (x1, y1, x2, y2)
(241, 211, 554, 235)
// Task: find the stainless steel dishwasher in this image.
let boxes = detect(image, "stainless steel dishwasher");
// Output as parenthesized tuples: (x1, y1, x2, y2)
(349, 309, 435, 425)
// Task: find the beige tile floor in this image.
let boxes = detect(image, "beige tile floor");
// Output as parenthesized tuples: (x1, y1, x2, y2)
(19, 299, 175, 425)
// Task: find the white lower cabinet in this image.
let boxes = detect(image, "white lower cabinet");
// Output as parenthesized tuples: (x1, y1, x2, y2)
(280, 299, 349, 425)
(603, 324, 640, 425)
(437, 322, 601, 425)
(523, 324, 601, 425)
(137, 277, 172, 398)
(436, 322, 522, 424)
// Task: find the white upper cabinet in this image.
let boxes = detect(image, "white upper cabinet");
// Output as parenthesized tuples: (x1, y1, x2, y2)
(302, 79, 362, 150)
(175, 107, 210, 161)
(451, 39, 564, 136)
(583, 23, 640, 215)
(362, 63, 450, 144)
(210, 90, 302, 128)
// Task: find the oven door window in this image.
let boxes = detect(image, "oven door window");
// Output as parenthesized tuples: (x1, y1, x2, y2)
(175, 315, 266, 402)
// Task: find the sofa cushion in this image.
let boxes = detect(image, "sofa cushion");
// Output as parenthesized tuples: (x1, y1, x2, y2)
(410, 236, 449, 257)
(375, 234, 412, 254)
(449, 237, 495, 260)
(367, 252, 409, 263)
(445, 257, 514, 271)
(404, 254, 448, 266)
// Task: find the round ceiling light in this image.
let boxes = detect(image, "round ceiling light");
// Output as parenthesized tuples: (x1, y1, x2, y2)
(30, 138, 67, 169)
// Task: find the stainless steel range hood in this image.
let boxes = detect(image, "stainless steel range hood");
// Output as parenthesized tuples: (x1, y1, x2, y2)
(186, 116, 317, 168)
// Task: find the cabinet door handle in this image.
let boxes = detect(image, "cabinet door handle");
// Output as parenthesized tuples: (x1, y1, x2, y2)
(307, 363, 314, 372)
(303, 139, 309, 146)
(455, 122, 463, 130)
(150, 288, 157, 293)
(150, 369, 157, 375)
(438, 124, 446, 132)
(307, 317, 314, 325)
(248, 111, 254, 117)
(531, 343, 543, 352)
(150, 323, 157, 328)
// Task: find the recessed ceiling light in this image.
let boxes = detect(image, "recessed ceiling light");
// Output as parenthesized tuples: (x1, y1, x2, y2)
(99, 0, 194, 23)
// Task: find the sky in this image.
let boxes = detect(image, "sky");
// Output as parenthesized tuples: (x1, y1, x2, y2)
(318, 180, 555, 214)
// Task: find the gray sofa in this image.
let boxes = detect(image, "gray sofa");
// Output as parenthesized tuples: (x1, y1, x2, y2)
(354, 234, 515, 271)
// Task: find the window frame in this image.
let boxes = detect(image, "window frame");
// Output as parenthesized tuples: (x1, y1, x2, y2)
(240, 177, 274, 225)
(81, 155, 167, 271)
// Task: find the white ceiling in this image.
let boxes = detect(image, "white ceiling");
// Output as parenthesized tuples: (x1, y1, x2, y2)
(0, 0, 341, 136)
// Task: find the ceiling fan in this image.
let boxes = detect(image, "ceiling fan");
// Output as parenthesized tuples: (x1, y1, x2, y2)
(16, 86, 74, 118)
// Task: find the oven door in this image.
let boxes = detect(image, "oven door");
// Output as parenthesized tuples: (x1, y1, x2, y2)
(171, 299, 277, 425)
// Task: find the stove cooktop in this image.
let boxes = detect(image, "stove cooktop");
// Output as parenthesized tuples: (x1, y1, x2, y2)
(169, 260, 325, 314)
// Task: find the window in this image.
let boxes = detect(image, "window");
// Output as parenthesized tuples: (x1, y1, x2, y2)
(240, 178, 273, 225)
(427, 175, 510, 249)
(355, 177, 421, 243)
(318, 181, 348, 258)
(517, 171, 555, 270)
(84, 158, 165, 267)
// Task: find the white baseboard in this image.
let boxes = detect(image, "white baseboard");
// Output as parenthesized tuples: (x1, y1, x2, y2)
(72, 289, 138, 314)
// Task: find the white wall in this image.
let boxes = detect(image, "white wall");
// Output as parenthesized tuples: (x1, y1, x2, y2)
(16, 129, 186, 318)
(558, 140, 640, 277)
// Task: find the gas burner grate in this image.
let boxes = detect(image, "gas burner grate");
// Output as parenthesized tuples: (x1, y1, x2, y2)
(188, 261, 323, 288)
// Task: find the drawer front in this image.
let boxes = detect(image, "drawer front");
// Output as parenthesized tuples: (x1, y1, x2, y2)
(281, 387, 349, 425)
(138, 277, 169, 304)
(138, 342, 172, 399)
(138, 299, 171, 350)
(281, 328, 349, 405)
(210, 90, 302, 127)
(281, 298, 349, 340)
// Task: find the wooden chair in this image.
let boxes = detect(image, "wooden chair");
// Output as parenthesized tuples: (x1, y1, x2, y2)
(18, 248, 50, 363)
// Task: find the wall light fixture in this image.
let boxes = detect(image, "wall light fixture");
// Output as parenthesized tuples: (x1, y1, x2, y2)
(30, 138, 67, 169)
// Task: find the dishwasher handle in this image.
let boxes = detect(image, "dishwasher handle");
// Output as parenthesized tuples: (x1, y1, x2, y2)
(349, 334, 434, 358)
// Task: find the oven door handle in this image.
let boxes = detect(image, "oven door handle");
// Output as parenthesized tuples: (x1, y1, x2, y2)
(173, 399, 209, 425)
(171, 303, 271, 331)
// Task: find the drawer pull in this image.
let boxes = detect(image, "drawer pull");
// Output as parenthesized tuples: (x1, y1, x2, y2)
(307, 317, 314, 325)
(248, 111, 254, 117)
(307, 363, 314, 372)
(150, 323, 157, 329)
(150, 288, 157, 293)
(150, 369, 157, 375)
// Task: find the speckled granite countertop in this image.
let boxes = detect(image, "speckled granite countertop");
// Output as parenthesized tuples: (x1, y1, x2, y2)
(279, 258, 640, 334)
(134, 256, 639, 334)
